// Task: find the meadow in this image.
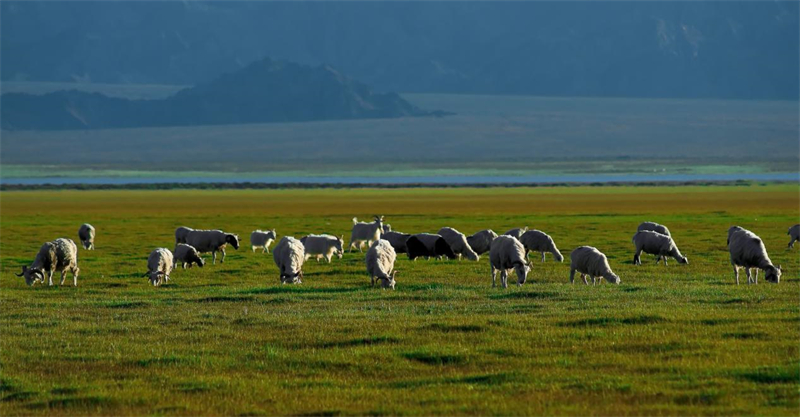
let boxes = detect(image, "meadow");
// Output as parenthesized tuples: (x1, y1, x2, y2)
(0, 185, 798, 416)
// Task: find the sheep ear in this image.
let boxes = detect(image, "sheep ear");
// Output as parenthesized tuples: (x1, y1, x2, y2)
(778, 264, 782, 270)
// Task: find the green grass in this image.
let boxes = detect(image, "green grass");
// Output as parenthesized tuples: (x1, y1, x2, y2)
(1, 185, 798, 415)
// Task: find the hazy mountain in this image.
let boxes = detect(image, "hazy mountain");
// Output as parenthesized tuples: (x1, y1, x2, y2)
(2, 1, 797, 100)
(1, 57, 441, 130)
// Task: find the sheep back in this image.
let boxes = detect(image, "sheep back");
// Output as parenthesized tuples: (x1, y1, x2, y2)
(438, 227, 480, 261)
(381, 231, 411, 254)
(638, 222, 671, 237)
(467, 229, 498, 255)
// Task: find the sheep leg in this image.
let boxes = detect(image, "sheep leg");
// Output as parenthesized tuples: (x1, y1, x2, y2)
(569, 268, 576, 284)
(745, 267, 752, 284)
(734, 266, 740, 285)
(753, 269, 759, 284)
(212, 251, 217, 265)
(582, 274, 589, 285)
(633, 250, 641, 265)
(60, 270, 67, 286)
(371, 275, 375, 287)
(591, 275, 597, 285)
(541, 252, 546, 263)
(501, 270, 508, 289)
(48, 270, 54, 286)
(220, 248, 226, 263)
(252, 246, 256, 253)
(491, 266, 498, 288)
(662, 256, 668, 266)
(72, 267, 79, 286)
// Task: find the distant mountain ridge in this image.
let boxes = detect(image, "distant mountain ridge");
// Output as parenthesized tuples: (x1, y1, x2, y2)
(1, 1, 797, 100)
(1, 58, 444, 130)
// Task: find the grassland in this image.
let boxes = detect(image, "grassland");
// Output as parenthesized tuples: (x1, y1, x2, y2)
(1, 185, 798, 416)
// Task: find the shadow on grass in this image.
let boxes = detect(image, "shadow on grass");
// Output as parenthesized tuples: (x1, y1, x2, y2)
(195, 295, 254, 303)
(26, 396, 118, 409)
(318, 335, 399, 349)
(389, 372, 523, 388)
(240, 287, 360, 295)
(402, 350, 466, 365)
(489, 291, 562, 300)
(103, 301, 149, 309)
(560, 315, 666, 327)
(736, 366, 800, 384)
(422, 323, 484, 333)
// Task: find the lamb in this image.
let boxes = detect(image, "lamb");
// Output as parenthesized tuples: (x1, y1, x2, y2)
(569, 246, 620, 285)
(381, 231, 411, 254)
(437, 227, 480, 261)
(16, 238, 80, 287)
(184, 229, 240, 264)
(250, 229, 277, 253)
(728, 227, 781, 284)
(273, 237, 305, 284)
(406, 233, 457, 261)
(349, 216, 385, 252)
(488, 235, 531, 288)
(519, 230, 564, 263)
(366, 239, 397, 289)
(173, 243, 205, 269)
(788, 224, 800, 249)
(175, 226, 194, 244)
(638, 221, 671, 237)
(503, 227, 529, 240)
(467, 229, 498, 255)
(78, 223, 95, 250)
(632, 230, 688, 266)
(147, 248, 174, 286)
(300, 234, 344, 263)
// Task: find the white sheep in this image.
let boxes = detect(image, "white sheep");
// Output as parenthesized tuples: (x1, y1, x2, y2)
(251, 229, 277, 253)
(438, 227, 480, 261)
(638, 221, 671, 237)
(175, 226, 194, 244)
(173, 243, 205, 269)
(78, 223, 95, 250)
(488, 235, 531, 288)
(467, 229, 498, 255)
(273, 237, 305, 284)
(16, 238, 80, 287)
(349, 216, 385, 252)
(301, 234, 344, 263)
(147, 248, 174, 286)
(503, 227, 529, 240)
(569, 246, 620, 285)
(184, 229, 240, 264)
(366, 239, 397, 289)
(728, 227, 781, 284)
(632, 230, 688, 266)
(788, 224, 800, 249)
(519, 230, 564, 263)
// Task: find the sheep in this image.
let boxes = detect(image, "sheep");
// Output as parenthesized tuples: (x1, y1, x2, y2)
(381, 231, 412, 254)
(503, 227, 529, 240)
(467, 229, 498, 255)
(489, 235, 531, 288)
(273, 237, 305, 284)
(788, 224, 800, 249)
(173, 243, 205, 269)
(519, 230, 564, 263)
(727, 226, 746, 246)
(632, 230, 688, 266)
(406, 233, 457, 261)
(383, 224, 392, 233)
(728, 227, 781, 285)
(78, 223, 95, 250)
(251, 229, 277, 253)
(16, 238, 80, 287)
(147, 248, 174, 286)
(175, 226, 194, 244)
(349, 216, 385, 252)
(638, 221, 671, 237)
(437, 227, 480, 261)
(569, 246, 620, 285)
(184, 229, 240, 264)
(366, 239, 397, 289)
(300, 234, 344, 263)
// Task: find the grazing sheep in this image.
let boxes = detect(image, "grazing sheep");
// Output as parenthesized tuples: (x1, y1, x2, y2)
(382, 224, 392, 233)
(437, 227, 480, 261)
(349, 216, 385, 252)
(16, 238, 80, 287)
(638, 221, 671, 237)
(406, 233, 457, 261)
(503, 227, 529, 240)
(301, 234, 344, 263)
(489, 235, 531, 288)
(147, 248, 174, 286)
(467, 229, 498, 255)
(788, 224, 800, 249)
(632, 231, 688, 266)
(728, 227, 781, 285)
(173, 243, 205, 269)
(727, 225, 746, 246)
(184, 229, 240, 264)
(366, 239, 397, 289)
(569, 246, 620, 285)
(175, 226, 194, 244)
(251, 229, 277, 253)
(273, 237, 305, 284)
(381, 231, 412, 254)
(78, 223, 95, 250)
(519, 230, 564, 263)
